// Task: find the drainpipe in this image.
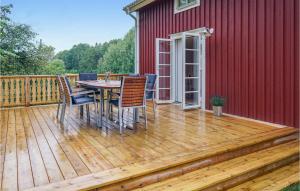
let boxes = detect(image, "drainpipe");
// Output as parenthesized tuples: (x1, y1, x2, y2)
(126, 11, 140, 74)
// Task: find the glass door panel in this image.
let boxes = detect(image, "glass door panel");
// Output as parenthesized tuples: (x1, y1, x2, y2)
(183, 34, 201, 109)
(156, 39, 173, 103)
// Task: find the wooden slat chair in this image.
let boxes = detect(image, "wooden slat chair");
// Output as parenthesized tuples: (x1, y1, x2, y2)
(109, 76, 147, 134)
(56, 75, 89, 120)
(59, 76, 98, 123)
(56, 75, 65, 119)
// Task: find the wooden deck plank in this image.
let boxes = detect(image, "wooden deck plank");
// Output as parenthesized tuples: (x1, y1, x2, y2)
(26, 108, 64, 183)
(229, 161, 300, 190)
(20, 108, 50, 186)
(0, 110, 9, 189)
(15, 109, 34, 190)
(43, 107, 114, 172)
(37, 107, 90, 176)
(31, 107, 78, 179)
(2, 110, 18, 191)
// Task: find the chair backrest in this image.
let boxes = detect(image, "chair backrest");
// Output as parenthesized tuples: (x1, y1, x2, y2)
(120, 77, 147, 108)
(145, 74, 157, 90)
(56, 75, 65, 101)
(60, 76, 72, 104)
(79, 73, 98, 81)
(145, 74, 157, 99)
(128, 73, 140, 77)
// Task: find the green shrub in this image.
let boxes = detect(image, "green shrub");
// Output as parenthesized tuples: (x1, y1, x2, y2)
(210, 96, 225, 107)
(281, 182, 300, 191)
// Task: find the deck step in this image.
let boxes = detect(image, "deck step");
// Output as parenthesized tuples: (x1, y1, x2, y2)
(228, 161, 300, 191)
(25, 128, 298, 191)
(133, 140, 299, 191)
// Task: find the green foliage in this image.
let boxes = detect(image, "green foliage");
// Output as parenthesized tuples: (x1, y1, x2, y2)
(281, 182, 300, 191)
(0, 4, 55, 75)
(43, 59, 65, 75)
(98, 28, 135, 74)
(210, 96, 225, 107)
(55, 29, 135, 74)
(1, 4, 135, 75)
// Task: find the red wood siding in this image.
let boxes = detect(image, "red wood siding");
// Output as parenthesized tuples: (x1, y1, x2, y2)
(138, 0, 299, 128)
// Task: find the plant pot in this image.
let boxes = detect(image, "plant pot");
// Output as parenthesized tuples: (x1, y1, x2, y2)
(213, 106, 223, 116)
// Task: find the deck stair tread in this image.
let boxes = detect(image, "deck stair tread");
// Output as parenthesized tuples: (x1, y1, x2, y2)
(133, 140, 299, 191)
(228, 161, 299, 191)
(25, 128, 298, 191)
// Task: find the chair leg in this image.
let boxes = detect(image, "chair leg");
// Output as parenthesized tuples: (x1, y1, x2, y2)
(86, 105, 90, 123)
(57, 102, 61, 119)
(80, 105, 84, 118)
(122, 109, 124, 128)
(143, 107, 147, 129)
(152, 98, 156, 118)
(109, 104, 113, 120)
(119, 108, 123, 134)
(66, 106, 72, 127)
(60, 104, 66, 123)
(94, 103, 98, 127)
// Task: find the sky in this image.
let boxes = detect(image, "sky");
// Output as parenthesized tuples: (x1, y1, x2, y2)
(2, 0, 135, 52)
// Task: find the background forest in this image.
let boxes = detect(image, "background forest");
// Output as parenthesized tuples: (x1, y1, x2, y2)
(0, 4, 135, 75)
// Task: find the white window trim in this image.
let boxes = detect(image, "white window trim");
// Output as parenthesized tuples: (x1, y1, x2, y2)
(174, 0, 200, 14)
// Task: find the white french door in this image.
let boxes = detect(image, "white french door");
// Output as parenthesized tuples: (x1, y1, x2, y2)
(182, 33, 201, 109)
(156, 38, 173, 103)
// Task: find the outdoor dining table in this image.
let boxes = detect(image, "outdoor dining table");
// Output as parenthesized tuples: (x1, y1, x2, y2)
(76, 80, 139, 129)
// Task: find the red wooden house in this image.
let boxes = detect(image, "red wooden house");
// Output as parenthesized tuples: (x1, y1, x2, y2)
(124, 0, 299, 128)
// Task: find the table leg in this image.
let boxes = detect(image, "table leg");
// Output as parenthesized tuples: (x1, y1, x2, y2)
(80, 105, 84, 118)
(99, 89, 103, 128)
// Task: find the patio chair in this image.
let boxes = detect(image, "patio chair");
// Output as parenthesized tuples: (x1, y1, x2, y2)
(78, 73, 99, 114)
(145, 74, 157, 116)
(109, 76, 147, 134)
(128, 73, 140, 77)
(56, 75, 65, 119)
(59, 76, 98, 124)
(56, 75, 88, 120)
(79, 73, 98, 81)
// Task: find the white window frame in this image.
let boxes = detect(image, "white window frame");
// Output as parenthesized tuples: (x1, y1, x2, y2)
(174, 0, 200, 14)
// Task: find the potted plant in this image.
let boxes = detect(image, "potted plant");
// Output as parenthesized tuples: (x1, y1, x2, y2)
(210, 96, 225, 116)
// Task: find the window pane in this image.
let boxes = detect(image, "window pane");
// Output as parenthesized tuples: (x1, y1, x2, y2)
(159, 77, 170, 89)
(159, 65, 171, 76)
(186, 65, 199, 77)
(186, 36, 199, 49)
(188, 0, 196, 3)
(185, 50, 199, 63)
(178, 0, 196, 8)
(185, 92, 199, 107)
(159, 41, 170, 52)
(159, 89, 171, 100)
(185, 79, 199, 92)
(178, 0, 188, 7)
(159, 54, 171, 65)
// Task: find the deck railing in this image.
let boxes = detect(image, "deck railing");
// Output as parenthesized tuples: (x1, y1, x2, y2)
(0, 74, 126, 108)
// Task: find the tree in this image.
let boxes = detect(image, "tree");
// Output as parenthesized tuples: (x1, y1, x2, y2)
(98, 28, 135, 74)
(43, 59, 65, 75)
(55, 39, 122, 74)
(0, 4, 55, 75)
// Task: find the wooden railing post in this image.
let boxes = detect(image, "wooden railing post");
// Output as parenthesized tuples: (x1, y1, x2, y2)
(25, 76, 30, 107)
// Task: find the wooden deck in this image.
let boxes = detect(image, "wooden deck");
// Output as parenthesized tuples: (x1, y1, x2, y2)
(0, 104, 298, 191)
